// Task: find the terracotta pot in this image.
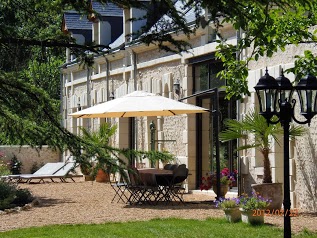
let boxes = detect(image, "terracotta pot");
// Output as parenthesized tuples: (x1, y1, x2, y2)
(223, 207, 241, 223)
(212, 184, 229, 197)
(240, 208, 264, 225)
(95, 169, 110, 183)
(251, 183, 283, 211)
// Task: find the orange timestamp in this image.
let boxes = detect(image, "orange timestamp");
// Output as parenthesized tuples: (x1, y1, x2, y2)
(252, 209, 299, 217)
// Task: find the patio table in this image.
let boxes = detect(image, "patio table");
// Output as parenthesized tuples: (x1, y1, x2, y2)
(137, 169, 176, 204)
(138, 169, 174, 186)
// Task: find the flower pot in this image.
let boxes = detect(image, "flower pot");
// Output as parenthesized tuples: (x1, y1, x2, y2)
(230, 180, 237, 189)
(240, 208, 264, 225)
(95, 169, 110, 183)
(251, 183, 283, 211)
(212, 184, 229, 197)
(223, 207, 241, 223)
(84, 175, 94, 181)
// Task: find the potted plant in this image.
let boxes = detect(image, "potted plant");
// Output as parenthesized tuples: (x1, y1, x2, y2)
(221, 167, 238, 188)
(219, 110, 306, 210)
(216, 197, 241, 223)
(200, 172, 233, 197)
(78, 122, 117, 182)
(239, 192, 271, 225)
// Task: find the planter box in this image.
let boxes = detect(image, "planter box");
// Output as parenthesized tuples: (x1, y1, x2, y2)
(240, 208, 264, 225)
(223, 208, 241, 223)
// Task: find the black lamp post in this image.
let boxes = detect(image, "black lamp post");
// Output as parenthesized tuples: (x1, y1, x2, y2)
(254, 69, 317, 238)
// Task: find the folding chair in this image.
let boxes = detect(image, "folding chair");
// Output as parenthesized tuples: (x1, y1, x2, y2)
(157, 164, 188, 204)
(170, 165, 188, 203)
(110, 170, 129, 203)
(126, 168, 157, 205)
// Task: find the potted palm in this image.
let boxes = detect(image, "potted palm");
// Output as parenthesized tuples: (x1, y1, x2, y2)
(76, 122, 176, 182)
(219, 110, 306, 210)
(78, 122, 118, 182)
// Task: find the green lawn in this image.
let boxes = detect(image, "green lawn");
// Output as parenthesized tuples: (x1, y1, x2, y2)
(0, 218, 316, 238)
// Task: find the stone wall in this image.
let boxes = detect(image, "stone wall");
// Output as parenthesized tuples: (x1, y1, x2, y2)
(0, 146, 61, 174)
(244, 42, 317, 211)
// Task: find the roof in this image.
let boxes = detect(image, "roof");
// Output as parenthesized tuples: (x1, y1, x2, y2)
(132, 0, 202, 42)
(149, 1, 201, 33)
(63, 2, 122, 31)
(63, 12, 92, 30)
(92, 2, 123, 17)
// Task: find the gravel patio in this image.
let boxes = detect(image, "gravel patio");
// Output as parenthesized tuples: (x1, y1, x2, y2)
(1, 178, 316, 233)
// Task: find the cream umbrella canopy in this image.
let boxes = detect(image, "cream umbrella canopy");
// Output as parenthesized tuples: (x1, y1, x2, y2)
(70, 91, 209, 118)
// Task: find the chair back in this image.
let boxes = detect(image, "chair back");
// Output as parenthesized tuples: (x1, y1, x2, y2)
(53, 162, 76, 176)
(169, 164, 179, 171)
(128, 167, 142, 186)
(163, 164, 173, 170)
(34, 162, 65, 175)
(172, 166, 188, 185)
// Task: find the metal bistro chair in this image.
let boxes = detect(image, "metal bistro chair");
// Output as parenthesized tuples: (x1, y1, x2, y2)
(110, 170, 129, 203)
(127, 168, 148, 205)
(169, 164, 188, 203)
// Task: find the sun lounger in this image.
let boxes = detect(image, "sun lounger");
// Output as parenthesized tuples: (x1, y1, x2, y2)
(6, 162, 65, 182)
(18, 162, 82, 183)
(49, 162, 83, 182)
(6, 162, 82, 183)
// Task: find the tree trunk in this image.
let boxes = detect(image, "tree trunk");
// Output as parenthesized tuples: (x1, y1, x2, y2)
(262, 148, 272, 183)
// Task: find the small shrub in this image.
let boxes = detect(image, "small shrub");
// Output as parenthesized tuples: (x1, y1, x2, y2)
(0, 180, 17, 210)
(0, 180, 33, 210)
(13, 189, 33, 206)
(8, 155, 22, 175)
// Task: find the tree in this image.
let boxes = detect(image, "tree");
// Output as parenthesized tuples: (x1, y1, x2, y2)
(219, 110, 306, 183)
(0, 0, 317, 166)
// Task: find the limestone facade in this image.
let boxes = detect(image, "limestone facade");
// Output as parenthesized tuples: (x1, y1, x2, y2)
(61, 10, 317, 211)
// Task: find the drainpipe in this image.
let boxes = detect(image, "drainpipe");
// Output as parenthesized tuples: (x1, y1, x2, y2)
(86, 67, 91, 131)
(132, 50, 138, 151)
(59, 68, 65, 162)
(131, 51, 138, 165)
(106, 58, 110, 101)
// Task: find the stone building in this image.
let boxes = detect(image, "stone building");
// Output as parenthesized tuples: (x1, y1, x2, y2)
(61, 1, 317, 211)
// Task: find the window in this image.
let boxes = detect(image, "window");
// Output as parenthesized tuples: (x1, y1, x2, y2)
(194, 61, 224, 92)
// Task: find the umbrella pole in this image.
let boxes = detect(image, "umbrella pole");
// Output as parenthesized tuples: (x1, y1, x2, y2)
(150, 121, 156, 168)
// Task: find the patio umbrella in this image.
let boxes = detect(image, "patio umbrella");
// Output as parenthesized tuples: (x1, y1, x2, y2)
(70, 90, 209, 118)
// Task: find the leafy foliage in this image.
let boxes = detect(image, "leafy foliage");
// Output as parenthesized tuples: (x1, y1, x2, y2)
(216, 197, 240, 209)
(219, 110, 306, 183)
(8, 155, 23, 175)
(0, 0, 316, 176)
(239, 192, 271, 211)
(0, 180, 33, 210)
(76, 122, 175, 177)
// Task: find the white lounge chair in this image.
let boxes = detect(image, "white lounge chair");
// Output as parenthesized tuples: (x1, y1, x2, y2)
(18, 162, 82, 183)
(6, 162, 65, 182)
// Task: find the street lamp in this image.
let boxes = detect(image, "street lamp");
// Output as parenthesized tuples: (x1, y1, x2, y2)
(254, 68, 317, 238)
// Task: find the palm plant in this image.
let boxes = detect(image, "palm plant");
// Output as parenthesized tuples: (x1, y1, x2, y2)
(78, 122, 118, 177)
(219, 110, 306, 183)
(77, 122, 176, 178)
